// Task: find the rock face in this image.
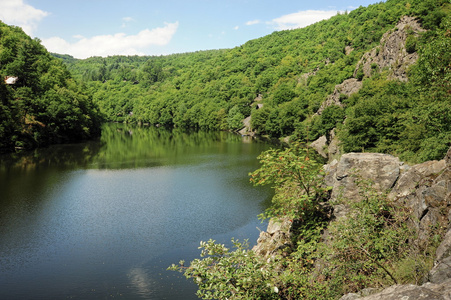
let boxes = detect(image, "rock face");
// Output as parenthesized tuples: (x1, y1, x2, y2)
(311, 16, 425, 162)
(316, 79, 363, 115)
(325, 152, 402, 218)
(252, 217, 293, 261)
(335, 146, 451, 300)
(353, 16, 425, 82)
(340, 280, 451, 300)
(310, 135, 328, 158)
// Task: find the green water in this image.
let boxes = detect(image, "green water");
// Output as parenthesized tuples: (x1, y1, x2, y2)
(0, 123, 273, 299)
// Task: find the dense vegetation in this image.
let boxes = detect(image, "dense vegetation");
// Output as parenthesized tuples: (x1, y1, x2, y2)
(59, 0, 450, 163)
(0, 22, 101, 152)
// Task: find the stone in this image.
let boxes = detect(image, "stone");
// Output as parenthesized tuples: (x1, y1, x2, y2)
(327, 128, 341, 161)
(252, 217, 293, 261)
(316, 78, 363, 115)
(329, 152, 401, 203)
(266, 217, 292, 234)
(353, 16, 426, 82)
(310, 135, 328, 158)
(436, 229, 451, 263)
(429, 256, 451, 285)
(343, 284, 446, 300)
(388, 160, 447, 221)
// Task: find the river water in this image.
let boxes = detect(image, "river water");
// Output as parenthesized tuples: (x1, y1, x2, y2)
(0, 123, 273, 299)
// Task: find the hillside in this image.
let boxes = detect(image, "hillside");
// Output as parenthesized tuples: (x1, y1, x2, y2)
(59, 0, 450, 164)
(0, 22, 102, 152)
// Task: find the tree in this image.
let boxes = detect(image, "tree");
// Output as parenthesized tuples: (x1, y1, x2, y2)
(227, 105, 244, 131)
(249, 144, 327, 220)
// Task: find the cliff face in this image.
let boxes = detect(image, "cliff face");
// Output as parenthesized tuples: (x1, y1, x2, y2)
(330, 148, 451, 299)
(311, 16, 426, 161)
(353, 16, 425, 82)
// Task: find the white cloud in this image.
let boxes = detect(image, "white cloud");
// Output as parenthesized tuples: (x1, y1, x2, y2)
(0, 0, 48, 36)
(42, 22, 179, 59)
(233, 26, 239, 30)
(270, 10, 338, 30)
(122, 17, 134, 22)
(246, 20, 261, 26)
(121, 16, 135, 28)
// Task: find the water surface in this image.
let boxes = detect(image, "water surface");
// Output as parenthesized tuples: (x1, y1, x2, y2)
(0, 124, 273, 299)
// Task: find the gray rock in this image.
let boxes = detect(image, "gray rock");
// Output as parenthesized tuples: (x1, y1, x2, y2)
(353, 16, 425, 82)
(340, 293, 360, 300)
(329, 152, 401, 203)
(316, 78, 363, 115)
(345, 284, 446, 299)
(429, 256, 451, 285)
(436, 229, 451, 263)
(252, 217, 293, 261)
(310, 135, 328, 158)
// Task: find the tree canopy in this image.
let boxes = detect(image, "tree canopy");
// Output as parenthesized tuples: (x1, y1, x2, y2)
(0, 22, 102, 152)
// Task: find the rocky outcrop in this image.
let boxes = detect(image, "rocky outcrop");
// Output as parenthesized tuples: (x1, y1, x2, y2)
(254, 146, 451, 299)
(389, 158, 448, 249)
(238, 94, 263, 136)
(353, 16, 425, 82)
(238, 116, 253, 136)
(252, 217, 293, 261)
(336, 146, 451, 299)
(316, 78, 363, 115)
(340, 279, 451, 300)
(310, 135, 328, 158)
(311, 16, 425, 162)
(325, 152, 402, 218)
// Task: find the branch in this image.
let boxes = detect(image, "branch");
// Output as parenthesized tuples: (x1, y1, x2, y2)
(359, 246, 398, 285)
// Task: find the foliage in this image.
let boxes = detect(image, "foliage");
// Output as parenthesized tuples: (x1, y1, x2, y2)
(249, 144, 328, 220)
(325, 176, 416, 293)
(339, 10, 451, 163)
(227, 105, 245, 131)
(54, 0, 449, 163)
(0, 22, 101, 152)
(169, 145, 333, 299)
(169, 239, 281, 300)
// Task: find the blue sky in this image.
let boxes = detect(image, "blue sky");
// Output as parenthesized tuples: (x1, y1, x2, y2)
(0, 0, 380, 59)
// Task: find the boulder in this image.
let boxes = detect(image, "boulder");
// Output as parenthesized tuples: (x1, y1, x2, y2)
(340, 280, 451, 300)
(310, 135, 328, 158)
(252, 217, 293, 261)
(327, 152, 401, 204)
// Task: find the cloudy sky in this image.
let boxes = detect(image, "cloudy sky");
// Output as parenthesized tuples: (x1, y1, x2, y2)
(0, 0, 379, 59)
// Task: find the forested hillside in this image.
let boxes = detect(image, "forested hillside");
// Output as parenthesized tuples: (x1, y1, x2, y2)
(59, 0, 449, 163)
(0, 22, 102, 152)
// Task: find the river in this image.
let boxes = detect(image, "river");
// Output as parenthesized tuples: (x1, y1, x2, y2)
(0, 123, 273, 299)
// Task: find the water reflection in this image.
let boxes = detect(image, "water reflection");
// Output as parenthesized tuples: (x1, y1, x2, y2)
(95, 123, 260, 169)
(0, 123, 273, 300)
(128, 267, 154, 298)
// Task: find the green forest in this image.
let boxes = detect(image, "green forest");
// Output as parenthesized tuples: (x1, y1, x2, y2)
(1, 0, 450, 162)
(54, 0, 450, 164)
(0, 22, 102, 152)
